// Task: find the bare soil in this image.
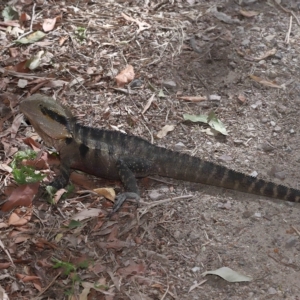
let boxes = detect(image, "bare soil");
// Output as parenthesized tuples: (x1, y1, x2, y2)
(1, 0, 300, 299)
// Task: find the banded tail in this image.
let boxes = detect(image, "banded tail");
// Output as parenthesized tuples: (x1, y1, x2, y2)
(152, 147, 300, 203)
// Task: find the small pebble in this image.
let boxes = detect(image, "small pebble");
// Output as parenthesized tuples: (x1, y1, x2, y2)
(162, 80, 177, 91)
(130, 79, 143, 89)
(274, 126, 281, 132)
(276, 104, 287, 114)
(270, 121, 276, 126)
(174, 142, 186, 151)
(285, 237, 298, 248)
(148, 190, 163, 200)
(242, 211, 252, 218)
(274, 52, 283, 59)
(174, 230, 181, 239)
(268, 70, 277, 79)
(254, 212, 262, 218)
(268, 287, 277, 295)
(218, 154, 233, 162)
(261, 143, 274, 152)
(241, 39, 250, 46)
(234, 139, 244, 144)
(191, 267, 201, 273)
(274, 171, 286, 180)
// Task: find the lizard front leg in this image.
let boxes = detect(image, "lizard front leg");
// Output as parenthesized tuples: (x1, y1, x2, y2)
(50, 161, 71, 190)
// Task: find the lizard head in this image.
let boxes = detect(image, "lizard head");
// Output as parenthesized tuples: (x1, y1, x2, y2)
(20, 94, 74, 145)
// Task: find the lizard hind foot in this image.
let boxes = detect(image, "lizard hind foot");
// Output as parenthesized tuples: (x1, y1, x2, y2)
(110, 192, 140, 215)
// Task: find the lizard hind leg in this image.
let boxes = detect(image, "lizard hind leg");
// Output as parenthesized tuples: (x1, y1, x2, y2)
(111, 158, 153, 213)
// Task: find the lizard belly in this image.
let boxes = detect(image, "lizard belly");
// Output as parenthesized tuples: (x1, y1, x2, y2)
(70, 157, 120, 180)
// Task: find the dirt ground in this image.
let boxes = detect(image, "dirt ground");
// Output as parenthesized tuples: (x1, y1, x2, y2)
(1, 0, 300, 299)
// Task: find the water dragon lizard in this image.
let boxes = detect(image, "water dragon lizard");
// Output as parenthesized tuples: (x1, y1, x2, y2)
(19, 94, 300, 212)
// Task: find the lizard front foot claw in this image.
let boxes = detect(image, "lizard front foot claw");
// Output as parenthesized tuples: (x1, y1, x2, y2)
(109, 192, 140, 216)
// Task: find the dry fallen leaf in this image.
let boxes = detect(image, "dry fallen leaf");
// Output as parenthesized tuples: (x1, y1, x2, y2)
(156, 125, 175, 139)
(117, 261, 146, 277)
(93, 187, 116, 201)
(249, 74, 284, 89)
(240, 10, 259, 18)
(240, 48, 277, 61)
(43, 17, 57, 32)
(212, 7, 240, 24)
(11, 113, 23, 138)
(22, 137, 42, 151)
(237, 93, 247, 103)
(178, 95, 207, 102)
(0, 163, 12, 173)
(202, 266, 252, 282)
(72, 208, 102, 221)
(53, 188, 67, 204)
(16, 274, 40, 282)
(1, 182, 39, 212)
(252, 48, 277, 61)
(8, 207, 33, 226)
(14, 234, 31, 244)
(142, 93, 156, 114)
(115, 65, 135, 87)
(121, 13, 151, 34)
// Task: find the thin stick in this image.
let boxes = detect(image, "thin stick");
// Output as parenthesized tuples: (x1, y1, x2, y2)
(30, 3, 36, 31)
(285, 16, 292, 44)
(0, 239, 15, 268)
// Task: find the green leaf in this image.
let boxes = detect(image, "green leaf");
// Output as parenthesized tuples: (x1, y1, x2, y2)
(11, 150, 45, 184)
(207, 111, 228, 135)
(75, 26, 87, 42)
(183, 112, 228, 136)
(16, 31, 46, 44)
(68, 220, 82, 229)
(12, 166, 45, 184)
(183, 114, 208, 123)
(11, 151, 35, 168)
(2, 6, 19, 21)
(158, 89, 166, 98)
(52, 258, 76, 275)
(45, 185, 57, 198)
(77, 260, 90, 269)
(202, 267, 252, 282)
(26, 50, 45, 70)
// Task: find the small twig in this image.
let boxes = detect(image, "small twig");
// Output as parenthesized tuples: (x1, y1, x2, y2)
(285, 15, 292, 44)
(267, 253, 299, 270)
(30, 3, 36, 31)
(139, 194, 193, 209)
(64, 68, 89, 94)
(32, 271, 62, 300)
(140, 120, 154, 144)
(161, 283, 170, 300)
(152, 0, 169, 11)
(291, 225, 300, 237)
(16, 3, 37, 40)
(273, 0, 300, 26)
(0, 239, 16, 268)
(0, 67, 56, 80)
